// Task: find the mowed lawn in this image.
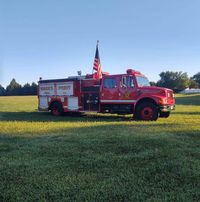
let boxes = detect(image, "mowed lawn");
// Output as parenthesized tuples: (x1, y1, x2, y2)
(0, 95, 200, 201)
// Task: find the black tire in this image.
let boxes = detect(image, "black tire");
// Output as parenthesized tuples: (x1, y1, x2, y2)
(135, 102, 159, 121)
(50, 102, 64, 116)
(160, 111, 170, 118)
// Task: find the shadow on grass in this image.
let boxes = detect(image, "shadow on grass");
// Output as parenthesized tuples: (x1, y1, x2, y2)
(175, 94, 200, 106)
(173, 111, 200, 115)
(0, 111, 133, 122)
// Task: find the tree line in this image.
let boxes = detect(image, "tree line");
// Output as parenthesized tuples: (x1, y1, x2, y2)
(0, 79, 37, 96)
(0, 71, 200, 96)
(150, 71, 200, 93)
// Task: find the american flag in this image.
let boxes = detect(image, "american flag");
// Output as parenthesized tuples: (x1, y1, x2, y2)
(93, 41, 102, 78)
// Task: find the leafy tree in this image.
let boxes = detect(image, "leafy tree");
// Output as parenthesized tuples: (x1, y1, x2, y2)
(189, 79, 199, 89)
(0, 84, 6, 96)
(22, 83, 32, 95)
(4, 79, 38, 96)
(192, 72, 200, 87)
(20, 82, 38, 95)
(156, 71, 190, 92)
(150, 81, 156, 86)
(30, 82, 38, 95)
(6, 79, 22, 95)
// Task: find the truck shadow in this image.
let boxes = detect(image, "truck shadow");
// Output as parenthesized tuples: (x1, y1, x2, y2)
(0, 111, 133, 122)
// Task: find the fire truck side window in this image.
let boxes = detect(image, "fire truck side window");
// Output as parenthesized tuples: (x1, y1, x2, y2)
(103, 78, 117, 88)
(121, 76, 134, 88)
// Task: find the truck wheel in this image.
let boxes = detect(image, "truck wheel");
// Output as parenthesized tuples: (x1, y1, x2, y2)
(50, 102, 63, 116)
(160, 111, 170, 118)
(135, 102, 159, 121)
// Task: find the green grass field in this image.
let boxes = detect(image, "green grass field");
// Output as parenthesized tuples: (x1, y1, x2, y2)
(0, 94, 200, 201)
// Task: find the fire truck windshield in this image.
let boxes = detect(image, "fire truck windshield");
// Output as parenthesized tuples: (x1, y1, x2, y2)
(136, 76, 150, 87)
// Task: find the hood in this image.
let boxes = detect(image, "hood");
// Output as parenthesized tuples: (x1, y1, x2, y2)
(139, 86, 173, 96)
(140, 86, 172, 91)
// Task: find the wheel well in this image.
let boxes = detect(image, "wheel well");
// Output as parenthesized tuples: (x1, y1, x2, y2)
(49, 100, 62, 110)
(135, 98, 158, 111)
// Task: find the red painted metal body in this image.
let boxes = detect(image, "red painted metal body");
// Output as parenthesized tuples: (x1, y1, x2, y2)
(38, 69, 175, 119)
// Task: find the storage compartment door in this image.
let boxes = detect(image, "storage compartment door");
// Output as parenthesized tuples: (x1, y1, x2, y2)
(83, 93, 89, 110)
(68, 97, 78, 110)
(39, 96, 48, 110)
(56, 82, 73, 96)
(89, 93, 99, 111)
(39, 83, 54, 96)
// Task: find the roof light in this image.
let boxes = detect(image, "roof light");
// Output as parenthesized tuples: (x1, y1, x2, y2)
(126, 69, 141, 74)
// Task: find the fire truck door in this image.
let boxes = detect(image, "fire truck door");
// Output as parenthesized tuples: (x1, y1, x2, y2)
(119, 75, 137, 101)
(100, 77, 118, 102)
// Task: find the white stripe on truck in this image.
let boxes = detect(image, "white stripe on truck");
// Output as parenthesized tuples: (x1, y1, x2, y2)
(100, 100, 136, 103)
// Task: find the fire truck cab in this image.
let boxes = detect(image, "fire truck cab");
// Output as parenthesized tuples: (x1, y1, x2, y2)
(38, 69, 175, 121)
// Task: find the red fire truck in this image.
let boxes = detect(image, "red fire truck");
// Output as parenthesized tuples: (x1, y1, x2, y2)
(38, 68, 175, 121)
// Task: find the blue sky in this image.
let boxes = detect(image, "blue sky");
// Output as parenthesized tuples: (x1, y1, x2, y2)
(0, 0, 200, 87)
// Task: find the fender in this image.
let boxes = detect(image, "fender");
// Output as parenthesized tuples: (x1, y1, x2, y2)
(134, 95, 161, 111)
(48, 98, 62, 110)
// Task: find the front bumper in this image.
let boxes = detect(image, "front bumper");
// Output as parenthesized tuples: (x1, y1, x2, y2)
(160, 105, 175, 112)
